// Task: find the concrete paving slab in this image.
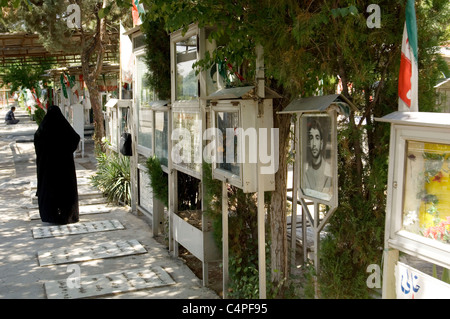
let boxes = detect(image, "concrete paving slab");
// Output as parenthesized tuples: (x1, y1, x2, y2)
(44, 265, 175, 299)
(32, 219, 124, 239)
(37, 239, 148, 266)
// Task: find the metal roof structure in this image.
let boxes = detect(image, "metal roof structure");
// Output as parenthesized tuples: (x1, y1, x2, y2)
(43, 63, 120, 77)
(375, 111, 450, 128)
(278, 93, 358, 115)
(206, 85, 282, 100)
(0, 32, 119, 69)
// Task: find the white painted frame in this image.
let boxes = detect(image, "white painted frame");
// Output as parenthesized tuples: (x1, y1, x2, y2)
(376, 111, 450, 298)
(211, 103, 244, 189)
(169, 24, 222, 288)
(298, 111, 338, 208)
(211, 99, 275, 193)
(385, 124, 450, 267)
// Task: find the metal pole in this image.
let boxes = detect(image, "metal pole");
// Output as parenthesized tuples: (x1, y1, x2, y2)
(256, 44, 266, 299)
(222, 181, 229, 299)
(290, 117, 299, 269)
(257, 171, 266, 299)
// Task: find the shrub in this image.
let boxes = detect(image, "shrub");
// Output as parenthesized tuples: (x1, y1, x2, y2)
(34, 107, 46, 126)
(91, 150, 131, 206)
(145, 156, 168, 208)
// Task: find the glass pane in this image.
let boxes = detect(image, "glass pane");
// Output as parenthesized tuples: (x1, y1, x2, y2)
(136, 56, 154, 150)
(300, 114, 333, 201)
(176, 35, 197, 100)
(133, 34, 146, 50)
(111, 109, 117, 146)
(105, 110, 111, 144)
(172, 111, 201, 174)
(403, 141, 450, 245)
(138, 168, 153, 212)
(216, 111, 240, 177)
(120, 108, 127, 135)
(155, 111, 169, 167)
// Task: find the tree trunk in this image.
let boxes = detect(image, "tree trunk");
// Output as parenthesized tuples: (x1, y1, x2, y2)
(269, 109, 291, 296)
(78, 0, 107, 147)
(84, 77, 104, 144)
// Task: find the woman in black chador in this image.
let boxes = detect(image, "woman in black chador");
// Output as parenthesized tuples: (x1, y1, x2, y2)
(34, 105, 80, 224)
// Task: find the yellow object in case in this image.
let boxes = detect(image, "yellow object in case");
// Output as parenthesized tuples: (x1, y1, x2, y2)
(419, 143, 450, 230)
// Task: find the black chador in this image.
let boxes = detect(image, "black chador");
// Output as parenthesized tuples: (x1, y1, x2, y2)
(34, 105, 80, 224)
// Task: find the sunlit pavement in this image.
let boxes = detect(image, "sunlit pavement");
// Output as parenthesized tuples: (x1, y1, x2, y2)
(0, 105, 219, 299)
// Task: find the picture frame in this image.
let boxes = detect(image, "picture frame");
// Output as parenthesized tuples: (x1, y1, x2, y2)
(299, 112, 337, 206)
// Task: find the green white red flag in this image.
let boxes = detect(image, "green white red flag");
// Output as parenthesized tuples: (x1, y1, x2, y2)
(398, 0, 418, 112)
(132, 0, 145, 26)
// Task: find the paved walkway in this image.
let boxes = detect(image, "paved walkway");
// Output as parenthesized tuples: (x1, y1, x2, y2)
(0, 105, 219, 299)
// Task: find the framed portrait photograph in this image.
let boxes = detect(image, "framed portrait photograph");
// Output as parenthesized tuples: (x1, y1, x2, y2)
(300, 112, 337, 205)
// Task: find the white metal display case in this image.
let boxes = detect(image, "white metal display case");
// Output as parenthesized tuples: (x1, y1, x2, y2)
(298, 112, 338, 208)
(169, 24, 221, 286)
(378, 112, 450, 266)
(152, 101, 170, 170)
(68, 103, 84, 157)
(121, 25, 167, 236)
(171, 102, 203, 179)
(376, 111, 450, 298)
(278, 94, 355, 275)
(210, 98, 276, 193)
(104, 98, 132, 153)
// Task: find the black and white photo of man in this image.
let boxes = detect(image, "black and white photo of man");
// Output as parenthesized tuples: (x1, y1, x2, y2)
(302, 115, 332, 200)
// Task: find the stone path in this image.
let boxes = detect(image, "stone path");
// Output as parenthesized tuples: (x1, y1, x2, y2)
(0, 105, 219, 299)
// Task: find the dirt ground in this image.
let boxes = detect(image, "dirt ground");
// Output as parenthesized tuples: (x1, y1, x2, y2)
(153, 227, 306, 299)
(153, 210, 224, 297)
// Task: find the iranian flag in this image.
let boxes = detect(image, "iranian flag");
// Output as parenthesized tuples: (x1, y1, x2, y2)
(132, 0, 145, 26)
(398, 0, 418, 112)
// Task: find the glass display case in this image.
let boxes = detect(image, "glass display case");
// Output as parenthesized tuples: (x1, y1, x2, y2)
(136, 55, 154, 156)
(154, 110, 169, 168)
(138, 156, 153, 214)
(211, 98, 275, 193)
(215, 110, 240, 178)
(169, 25, 224, 287)
(376, 111, 450, 274)
(175, 35, 198, 101)
(172, 108, 202, 178)
(108, 105, 118, 148)
(120, 107, 128, 136)
(299, 113, 335, 204)
(402, 141, 450, 245)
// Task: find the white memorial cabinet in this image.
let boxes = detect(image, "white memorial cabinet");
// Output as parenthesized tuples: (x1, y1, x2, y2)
(122, 25, 168, 237)
(209, 90, 276, 193)
(169, 24, 221, 286)
(376, 111, 450, 298)
(68, 103, 84, 157)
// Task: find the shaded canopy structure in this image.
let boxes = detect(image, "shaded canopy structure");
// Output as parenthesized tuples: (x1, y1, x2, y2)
(0, 32, 119, 71)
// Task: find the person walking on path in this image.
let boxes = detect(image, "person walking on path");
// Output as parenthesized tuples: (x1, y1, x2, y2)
(4, 106, 19, 124)
(34, 105, 80, 224)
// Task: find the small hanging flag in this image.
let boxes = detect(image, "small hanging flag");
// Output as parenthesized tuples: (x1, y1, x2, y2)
(60, 74, 68, 99)
(398, 0, 418, 112)
(31, 88, 44, 109)
(132, 0, 145, 26)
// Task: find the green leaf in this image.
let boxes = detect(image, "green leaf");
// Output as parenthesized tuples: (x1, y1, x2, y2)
(98, 8, 106, 19)
(349, 5, 358, 16)
(339, 7, 349, 17)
